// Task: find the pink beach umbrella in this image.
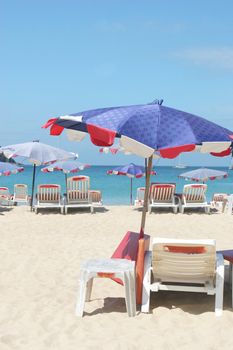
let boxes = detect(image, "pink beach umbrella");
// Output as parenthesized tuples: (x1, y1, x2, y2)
(0, 141, 75, 210)
(179, 168, 228, 183)
(0, 161, 24, 176)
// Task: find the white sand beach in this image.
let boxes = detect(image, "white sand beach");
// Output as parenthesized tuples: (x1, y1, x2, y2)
(1, 206, 233, 350)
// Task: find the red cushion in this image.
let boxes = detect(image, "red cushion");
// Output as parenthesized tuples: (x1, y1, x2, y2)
(164, 245, 206, 254)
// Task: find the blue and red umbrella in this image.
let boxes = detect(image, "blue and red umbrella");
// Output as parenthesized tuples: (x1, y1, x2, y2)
(107, 163, 156, 205)
(43, 101, 233, 305)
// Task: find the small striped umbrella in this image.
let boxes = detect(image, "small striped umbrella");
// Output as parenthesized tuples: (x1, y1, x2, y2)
(0, 161, 24, 176)
(41, 159, 90, 193)
(179, 168, 228, 183)
(107, 163, 156, 205)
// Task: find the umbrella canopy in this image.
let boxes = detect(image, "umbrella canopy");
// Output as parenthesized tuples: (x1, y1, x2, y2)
(179, 168, 228, 182)
(107, 163, 156, 205)
(0, 141, 76, 210)
(0, 161, 24, 176)
(43, 102, 233, 158)
(41, 159, 90, 193)
(41, 159, 89, 174)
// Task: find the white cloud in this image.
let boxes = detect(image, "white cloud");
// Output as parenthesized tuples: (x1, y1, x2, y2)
(173, 47, 233, 70)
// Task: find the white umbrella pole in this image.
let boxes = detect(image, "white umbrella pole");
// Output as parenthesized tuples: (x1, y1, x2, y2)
(140, 155, 153, 237)
(30, 164, 36, 211)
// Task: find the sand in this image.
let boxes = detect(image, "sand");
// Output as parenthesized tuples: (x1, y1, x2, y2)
(0, 205, 233, 350)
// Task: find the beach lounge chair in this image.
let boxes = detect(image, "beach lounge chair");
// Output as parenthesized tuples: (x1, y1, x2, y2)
(89, 190, 103, 208)
(12, 184, 29, 205)
(179, 184, 210, 213)
(34, 184, 64, 214)
(141, 237, 225, 316)
(0, 187, 13, 206)
(210, 193, 228, 212)
(134, 187, 145, 207)
(149, 183, 179, 213)
(64, 176, 93, 214)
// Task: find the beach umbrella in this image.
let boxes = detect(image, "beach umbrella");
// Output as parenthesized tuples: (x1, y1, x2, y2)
(107, 163, 156, 205)
(0, 161, 24, 176)
(41, 159, 90, 192)
(0, 141, 76, 210)
(179, 168, 228, 183)
(42, 100, 233, 303)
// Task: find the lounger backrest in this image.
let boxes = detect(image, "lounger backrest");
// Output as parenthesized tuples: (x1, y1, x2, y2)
(89, 190, 102, 203)
(67, 176, 90, 203)
(37, 184, 61, 203)
(152, 238, 216, 284)
(212, 193, 227, 202)
(183, 184, 207, 203)
(150, 184, 175, 203)
(0, 187, 10, 196)
(136, 187, 145, 201)
(14, 184, 28, 200)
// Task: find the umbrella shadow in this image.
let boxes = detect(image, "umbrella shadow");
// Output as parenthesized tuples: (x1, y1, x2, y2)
(0, 206, 14, 215)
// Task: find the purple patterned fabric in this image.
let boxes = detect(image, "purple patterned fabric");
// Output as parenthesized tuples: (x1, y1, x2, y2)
(55, 103, 233, 150)
(107, 163, 156, 178)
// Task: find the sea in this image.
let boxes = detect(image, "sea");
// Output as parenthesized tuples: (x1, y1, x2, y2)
(1, 166, 233, 205)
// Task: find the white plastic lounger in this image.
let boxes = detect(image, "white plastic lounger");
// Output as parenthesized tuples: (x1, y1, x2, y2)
(0, 187, 13, 206)
(64, 176, 93, 214)
(141, 237, 224, 316)
(134, 187, 145, 207)
(12, 184, 29, 205)
(210, 193, 228, 212)
(89, 190, 103, 209)
(180, 184, 210, 213)
(149, 183, 179, 213)
(34, 184, 64, 214)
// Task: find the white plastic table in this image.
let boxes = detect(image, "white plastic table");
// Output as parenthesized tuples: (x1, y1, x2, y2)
(76, 258, 136, 317)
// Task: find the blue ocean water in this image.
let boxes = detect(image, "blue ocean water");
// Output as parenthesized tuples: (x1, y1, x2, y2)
(1, 166, 233, 205)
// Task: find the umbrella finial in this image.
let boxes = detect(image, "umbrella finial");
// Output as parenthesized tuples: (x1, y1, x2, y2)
(150, 99, 163, 105)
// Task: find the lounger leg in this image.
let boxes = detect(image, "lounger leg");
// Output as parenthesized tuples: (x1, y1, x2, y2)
(123, 272, 132, 316)
(90, 206, 94, 214)
(127, 269, 136, 316)
(75, 270, 88, 317)
(85, 278, 93, 302)
(215, 253, 225, 316)
(141, 251, 152, 313)
(173, 206, 178, 214)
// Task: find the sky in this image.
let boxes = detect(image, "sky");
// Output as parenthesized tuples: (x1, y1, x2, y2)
(1, 0, 233, 166)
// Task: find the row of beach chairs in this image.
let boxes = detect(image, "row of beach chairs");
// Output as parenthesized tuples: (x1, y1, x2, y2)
(34, 176, 102, 214)
(135, 183, 230, 213)
(0, 176, 103, 214)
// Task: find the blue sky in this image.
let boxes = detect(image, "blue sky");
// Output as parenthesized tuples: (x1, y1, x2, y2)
(1, 0, 233, 166)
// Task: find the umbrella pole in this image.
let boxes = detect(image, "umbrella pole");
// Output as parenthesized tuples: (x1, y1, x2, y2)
(140, 155, 153, 237)
(65, 173, 68, 193)
(136, 155, 153, 305)
(130, 178, 133, 205)
(145, 158, 148, 212)
(30, 164, 36, 211)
